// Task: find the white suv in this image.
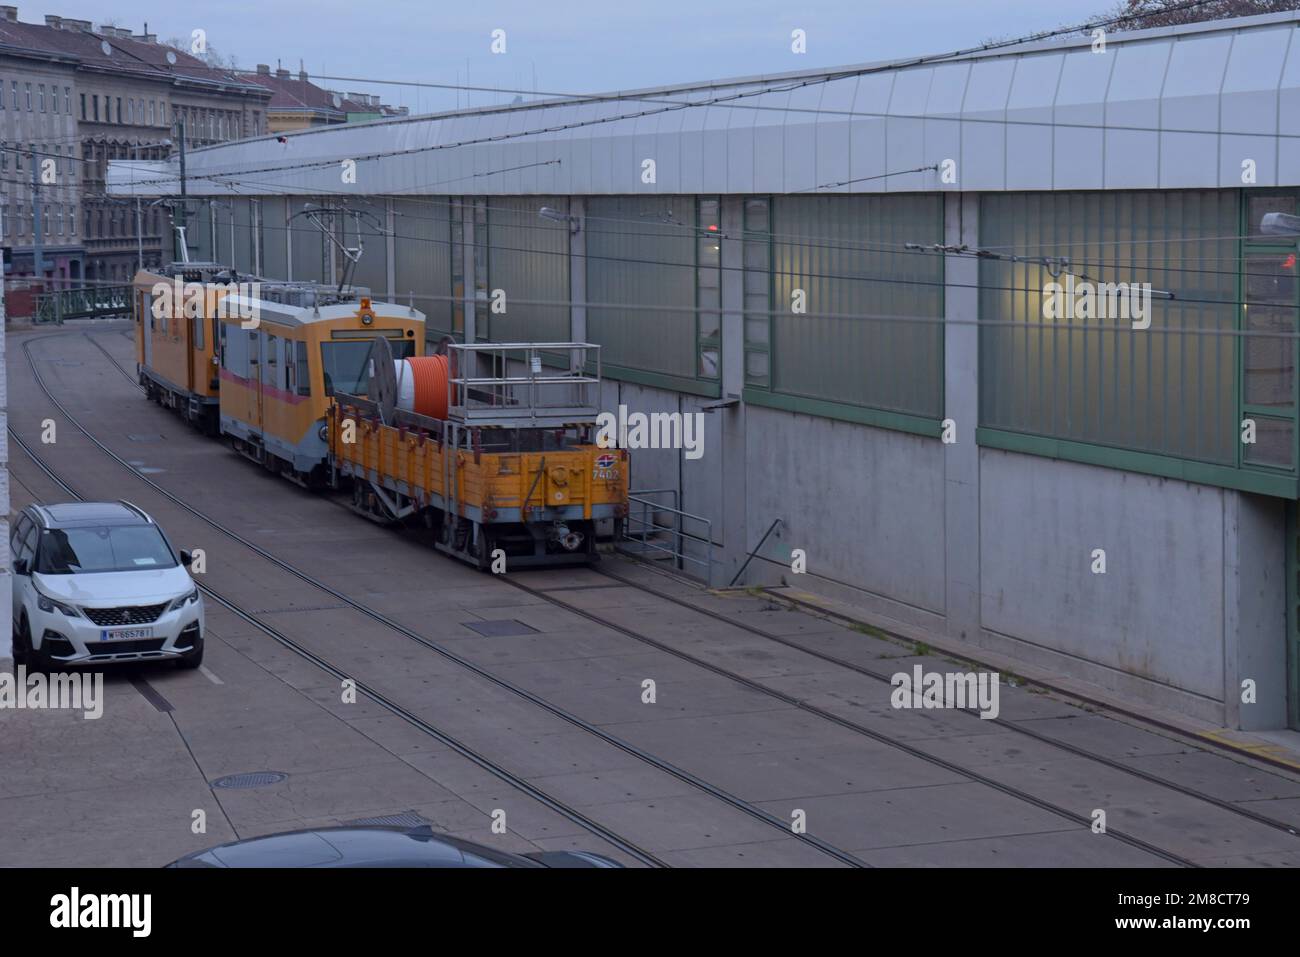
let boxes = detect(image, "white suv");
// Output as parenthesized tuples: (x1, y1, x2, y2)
(10, 502, 204, 670)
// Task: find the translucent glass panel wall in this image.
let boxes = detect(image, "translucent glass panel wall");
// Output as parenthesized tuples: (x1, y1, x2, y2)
(765, 194, 944, 417)
(979, 190, 1239, 465)
(484, 196, 570, 344)
(393, 197, 453, 333)
(586, 196, 698, 379)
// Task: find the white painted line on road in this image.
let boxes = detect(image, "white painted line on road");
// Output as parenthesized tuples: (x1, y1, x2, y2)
(198, 665, 224, 686)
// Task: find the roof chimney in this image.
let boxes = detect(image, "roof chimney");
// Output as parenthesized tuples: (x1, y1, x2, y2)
(275, 67, 290, 79)
(63, 18, 91, 31)
(44, 15, 61, 28)
(256, 63, 270, 75)
(298, 60, 308, 83)
(0, 7, 18, 23)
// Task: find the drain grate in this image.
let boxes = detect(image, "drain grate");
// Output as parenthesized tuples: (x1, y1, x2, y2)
(462, 619, 539, 637)
(211, 771, 288, 790)
(127, 433, 165, 442)
(346, 811, 431, 828)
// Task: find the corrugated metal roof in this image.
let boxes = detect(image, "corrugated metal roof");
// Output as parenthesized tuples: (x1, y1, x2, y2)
(108, 10, 1300, 198)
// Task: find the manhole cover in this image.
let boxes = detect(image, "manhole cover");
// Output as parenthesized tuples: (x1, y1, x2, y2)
(346, 812, 430, 828)
(127, 433, 165, 442)
(211, 771, 288, 790)
(462, 619, 539, 637)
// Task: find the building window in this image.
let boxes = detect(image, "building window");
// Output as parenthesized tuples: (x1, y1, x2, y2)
(116, 97, 122, 124)
(742, 197, 772, 388)
(37, 84, 44, 112)
(11, 81, 17, 110)
(159, 102, 166, 126)
(24, 82, 31, 110)
(148, 100, 155, 125)
(1, 79, 6, 111)
(92, 95, 99, 122)
(64, 87, 70, 114)
(80, 92, 86, 119)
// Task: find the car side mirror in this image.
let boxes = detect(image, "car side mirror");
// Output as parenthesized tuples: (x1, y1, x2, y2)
(12, 558, 28, 576)
(180, 550, 193, 568)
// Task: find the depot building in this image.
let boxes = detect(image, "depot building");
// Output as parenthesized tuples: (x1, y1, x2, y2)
(110, 10, 1300, 732)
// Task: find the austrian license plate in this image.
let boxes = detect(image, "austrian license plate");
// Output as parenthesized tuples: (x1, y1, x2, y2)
(100, 627, 153, 642)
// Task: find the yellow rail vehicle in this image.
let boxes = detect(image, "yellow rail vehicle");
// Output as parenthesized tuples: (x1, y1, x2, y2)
(331, 342, 627, 568)
(133, 265, 231, 433)
(213, 288, 424, 483)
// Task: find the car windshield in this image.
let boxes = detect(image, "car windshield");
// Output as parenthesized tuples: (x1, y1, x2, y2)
(36, 525, 177, 574)
(320, 339, 414, 396)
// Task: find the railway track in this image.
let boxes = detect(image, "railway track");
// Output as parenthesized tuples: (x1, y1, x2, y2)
(35, 327, 1276, 866)
(8, 423, 668, 868)
(23, 331, 871, 868)
(585, 564, 1300, 839)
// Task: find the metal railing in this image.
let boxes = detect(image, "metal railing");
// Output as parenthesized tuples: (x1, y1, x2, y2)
(618, 488, 716, 587)
(34, 284, 133, 323)
(445, 342, 601, 428)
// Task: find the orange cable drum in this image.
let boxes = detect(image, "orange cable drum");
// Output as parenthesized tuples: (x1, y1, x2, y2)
(405, 354, 449, 420)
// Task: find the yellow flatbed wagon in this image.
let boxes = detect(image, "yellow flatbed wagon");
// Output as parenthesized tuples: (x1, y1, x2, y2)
(330, 342, 628, 569)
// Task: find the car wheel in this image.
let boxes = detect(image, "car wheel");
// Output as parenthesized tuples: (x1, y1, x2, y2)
(176, 637, 204, 670)
(23, 615, 54, 674)
(12, 615, 31, 665)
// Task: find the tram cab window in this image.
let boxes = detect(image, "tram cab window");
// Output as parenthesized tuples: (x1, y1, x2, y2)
(193, 314, 204, 351)
(320, 339, 413, 396)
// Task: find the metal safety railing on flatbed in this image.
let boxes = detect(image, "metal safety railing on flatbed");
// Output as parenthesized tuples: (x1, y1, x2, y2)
(617, 488, 716, 587)
(445, 342, 601, 428)
(34, 284, 133, 323)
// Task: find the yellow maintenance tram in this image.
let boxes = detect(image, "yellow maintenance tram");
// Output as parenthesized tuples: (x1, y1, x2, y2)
(133, 264, 627, 568)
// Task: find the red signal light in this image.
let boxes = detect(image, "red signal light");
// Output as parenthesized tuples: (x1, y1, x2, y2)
(1284, 253, 1296, 269)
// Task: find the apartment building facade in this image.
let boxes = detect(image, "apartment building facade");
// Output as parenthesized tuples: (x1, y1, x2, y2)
(0, 8, 270, 287)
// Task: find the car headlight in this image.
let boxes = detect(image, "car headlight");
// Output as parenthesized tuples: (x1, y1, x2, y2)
(168, 587, 200, 613)
(37, 591, 80, 618)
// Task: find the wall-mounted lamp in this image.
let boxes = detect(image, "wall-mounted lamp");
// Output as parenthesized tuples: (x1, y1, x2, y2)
(539, 206, 581, 234)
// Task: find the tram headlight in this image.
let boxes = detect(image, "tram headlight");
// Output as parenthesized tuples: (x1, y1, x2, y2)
(318, 422, 329, 441)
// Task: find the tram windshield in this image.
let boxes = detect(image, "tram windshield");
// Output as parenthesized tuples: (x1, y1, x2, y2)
(321, 339, 414, 396)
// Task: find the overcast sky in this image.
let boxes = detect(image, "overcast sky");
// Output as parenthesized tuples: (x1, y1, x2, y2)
(29, 0, 1110, 112)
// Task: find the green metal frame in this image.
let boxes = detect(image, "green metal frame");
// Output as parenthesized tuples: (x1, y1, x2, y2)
(35, 284, 133, 323)
(977, 426, 1299, 498)
(1238, 188, 1300, 476)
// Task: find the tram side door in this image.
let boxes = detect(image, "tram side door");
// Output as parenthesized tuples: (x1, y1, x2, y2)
(141, 292, 153, 369)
